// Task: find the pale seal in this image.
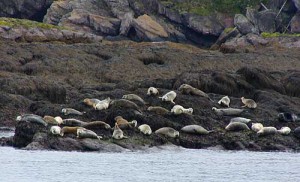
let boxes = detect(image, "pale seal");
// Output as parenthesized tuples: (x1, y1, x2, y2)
(114, 116, 137, 129)
(94, 97, 111, 110)
(171, 105, 193, 115)
(112, 123, 128, 140)
(50, 126, 62, 136)
(277, 127, 291, 135)
(16, 114, 47, 127)
(218, 96, 230, 107)
(138, 124, 152, 135)
(181, 125, 212, 135)
(122, 94, 146, 105)
(147, 87, 159, 96)
(251, 123, 263, 132)
(225, 122, 250, 131)
(61, 108, 85, 115)
(62, 118, 87, 126)
(230, 117, 251, 124)
(82, 121, 111, 130)
(84, 98, 101, 107)
(147, 106, 169, 115)
(241, 97, 257, 109)
(159, 91, 177, 104)
(43, 115, 63, 125)
(110, 99, 140, 111)
(257, 127, 277, 136)
(178, 84, 212, 101)
(212, 107, 244, 116)
(155, 127, 179, 138)
(77, 128, 102, 140)
(60, 126, 83, 136)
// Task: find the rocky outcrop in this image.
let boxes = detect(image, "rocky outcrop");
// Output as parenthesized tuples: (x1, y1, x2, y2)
(257, 10, 277, 33)
(291, 12, 300, 33)
(234, 14, 257, 35)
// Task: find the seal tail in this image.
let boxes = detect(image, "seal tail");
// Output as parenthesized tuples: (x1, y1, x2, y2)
(123, 136, 128, 139)
(208, 130, 215, 133)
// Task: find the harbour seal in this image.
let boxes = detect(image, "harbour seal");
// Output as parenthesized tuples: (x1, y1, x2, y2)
(77, 128, 102, 140)
(60, 126, 83, 136)
(225, 122, 250, 131)
(122, 94, 146, 105)
(241, 97, 257, 109)
(114, 116, 137, 129)
(218, 96, 230, 107)
(112, 123, 128, 139)
(278, 112, 299, 122)
(110, 99, 140, 111)
(178, 84, 212, 101)
(138, 124, 152, 135)
(171, 105, 193, 115)
(82, 121, 111, 130)
(251, 123, 264, 132)
(147, 87, 159, 96)
(16, 114, 47, 127)
(94, 97, 111, 110)
(159, 91, 177, 104)
(155, 127, 179, 138)
(50, 126, 62, 136)
(294, 127, 300, 139)
(43, 115, 63, 125)
(230, 117, 251, 124)
(147, 106, 169, 115)
(257, 127, 277, 136)
(62, 118, 87, 126)
(61, 108, 85, 115)
(181, 125, 212, 135)
(83, 98, 101, 107)
(277, 127, 291, 135)
(212, 107, 244, 116)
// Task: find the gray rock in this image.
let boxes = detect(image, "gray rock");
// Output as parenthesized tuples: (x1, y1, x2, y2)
(103, 0, 134, 19)
(291, 13, 300, 33)
(234, 14, 256, 35)
(292, 0, 300, 10)
(245, 8, 259, 34)
(158, 2, 182, 24)
(119, 13, 134, 36)
(257, 10, 277, 33)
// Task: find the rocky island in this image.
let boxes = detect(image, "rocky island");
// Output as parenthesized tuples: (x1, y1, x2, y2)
(0, 0, 300, 152)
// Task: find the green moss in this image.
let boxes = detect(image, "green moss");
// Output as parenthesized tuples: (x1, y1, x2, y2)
(261, 32, 300, 38)
(0, 17, 65, 30)
(224, 27, 235, 33)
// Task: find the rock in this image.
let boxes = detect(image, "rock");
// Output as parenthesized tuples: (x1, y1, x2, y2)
(234, 14, 256, 35)
(292, 0, 300, 10)
(157, 2, 182, 24)
(103, 0, 133, 19)
(131, 14, 168, 41)
(119, 13, 134, 36)
(291, 13, 300, 33)
(282, 72, 300, 97)
(257, 10, 277, 33)
(294, 127, 300, 139)
(245, 8, 259, 33)
(212, 27, 240, 47)
(88, 14, 121, 36)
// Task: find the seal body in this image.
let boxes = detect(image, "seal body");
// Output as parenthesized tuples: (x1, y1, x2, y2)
(147, 106, 169, 115)
(230, 117, 251, 124)
(62, 118, 87, 126)
(77, 128, 102, 140)
(84, 98, 101, 107)
(257, 127, 277, 136)
(171, 105, 193, 115)
(114, 116, 137, 129)
(50, 126, 62, 136)
(147, 87, 159, 96)
(294, 127, 300, 139)
(277, 127, 291, 135)
(43, 115, 62, 125)
(112, 123, 128, 139)
(241, 97, 257, 109)
(110, 99, 140, 111)
(155, 127, 179, 138)
(225, 122, 250, 131)
(138, 124, 152, 135)
(54, 116, 63, 125)
(122, 94, 146, 104)
(212, 107, 244, 116)
(16, 114, 47, 127)
(218, 96, 230, 107)
(159, 91, 177, 104)
(60, 126, 83, 136)
(251, 123, 263, 132)
(82, 121, 111, 130)
(94, 97, 111, 110)
(278, 112, 298, 122)
(178, 84, 212, 101)
(61, 108, 85, 115)
(181, 125, 211, 135)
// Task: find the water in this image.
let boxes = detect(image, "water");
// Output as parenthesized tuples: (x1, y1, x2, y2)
(0, 132, 300, 182)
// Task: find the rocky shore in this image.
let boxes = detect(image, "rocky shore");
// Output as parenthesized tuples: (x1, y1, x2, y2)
(0, 0, 300, 152)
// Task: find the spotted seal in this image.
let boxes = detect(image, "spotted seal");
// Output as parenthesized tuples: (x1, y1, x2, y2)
(43, 115, 63, 125)
(62, 118, 87, 126)
(60, 126, 83, 136)
(83, 98, 101, 107)
(178, 84, 212, 101)
(230, 117, 251, 124)
(159, 91, 177, 104)
(114, 116, 137, 129)
(77, 128, 102, 140)
(138, 124, 152, 135)
(94, 97, 111, 110)
(16, 114, 47, 127)
(212, 107, 244, 116)
(251, 123, 263, 132)
(171, 105, 193, 115)
(50, 126, 62, 136)
(257, 127, 277, 136)
(241, 97, 257, 109)
(225, 122, 250, 131)
(61, 108, 85, 115)
(112, 123, 128, 139)
(82, 121, 111, 130)
(147, 87, 159, 96)
(122, 94, 146, 105)
(155, 127, 179, 138)
(147, 106, 169, 115)
(218, 96, 230, 107)
(181, 125, 212, 135)
(277, 127, 291, 135)
(110, 99, 140, 111)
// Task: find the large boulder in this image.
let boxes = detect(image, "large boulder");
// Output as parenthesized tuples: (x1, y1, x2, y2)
(257, 10, 277, 33)
(131, 14, 168, 41)
(291, 12, 300, 33)
(234, 14, 256, 35)
(292, 0, 300, 10)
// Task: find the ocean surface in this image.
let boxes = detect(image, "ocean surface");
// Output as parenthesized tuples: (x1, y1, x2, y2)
(0, 130, 299, 182)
